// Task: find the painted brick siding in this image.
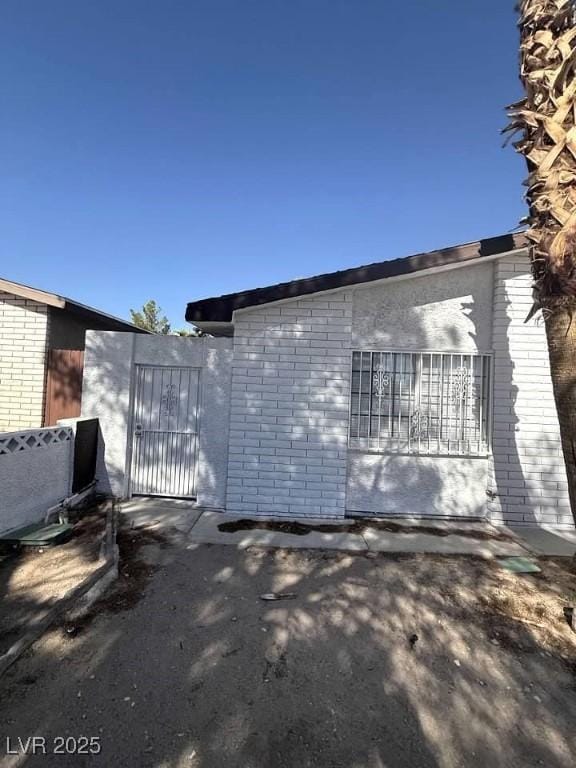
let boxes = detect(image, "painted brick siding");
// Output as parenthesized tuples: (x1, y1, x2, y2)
(226, 292, 353, 517)
(0, 291, 48, 430)
(487, 255, 573, 528)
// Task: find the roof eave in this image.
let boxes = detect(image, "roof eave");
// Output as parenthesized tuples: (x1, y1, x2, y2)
(185, 232, 529, 324)
(0, 278, 66, 308)
(0, 276, 151, 333)
(63, 299, 152, 333)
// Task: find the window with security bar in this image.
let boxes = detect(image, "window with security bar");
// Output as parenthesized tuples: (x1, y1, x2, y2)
(349, 351, 492, 456)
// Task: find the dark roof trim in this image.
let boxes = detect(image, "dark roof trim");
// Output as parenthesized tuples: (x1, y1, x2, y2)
(62, 298, 150, 333)
(186, 232, 528, 324)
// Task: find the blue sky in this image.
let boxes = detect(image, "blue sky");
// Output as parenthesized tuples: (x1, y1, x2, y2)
(0, 1, 525, 328)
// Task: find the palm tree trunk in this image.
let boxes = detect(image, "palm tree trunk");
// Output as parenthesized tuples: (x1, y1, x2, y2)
(544, 307, 576, 519)
(507, 0, 576, 525)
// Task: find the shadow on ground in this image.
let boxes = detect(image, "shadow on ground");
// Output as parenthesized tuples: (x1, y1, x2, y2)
(0, 502, 108, 656)
(1, 525, 576, 768)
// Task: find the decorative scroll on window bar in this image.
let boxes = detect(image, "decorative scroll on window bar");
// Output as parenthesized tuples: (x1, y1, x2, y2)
(349, 351, 492, 457)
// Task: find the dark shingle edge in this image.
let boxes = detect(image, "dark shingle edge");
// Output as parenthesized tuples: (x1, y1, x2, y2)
(186, 232, 528, 324)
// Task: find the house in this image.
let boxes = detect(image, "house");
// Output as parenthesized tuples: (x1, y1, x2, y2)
(82, 232, 574, 528)
(0, 277, 148, 431)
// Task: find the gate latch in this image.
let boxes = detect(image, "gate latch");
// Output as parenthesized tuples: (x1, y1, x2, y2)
(134, 423, 143, 438)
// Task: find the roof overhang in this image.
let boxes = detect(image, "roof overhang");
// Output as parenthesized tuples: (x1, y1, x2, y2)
(0, 277, 150, 333)
(186, 232, 528, 333)
(0, 278, 66, 308)
(61, 298, 151, 333)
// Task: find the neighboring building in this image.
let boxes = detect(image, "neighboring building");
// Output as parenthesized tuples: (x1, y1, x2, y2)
(0, 277, 147, 430)
(83, 232, 574, 528)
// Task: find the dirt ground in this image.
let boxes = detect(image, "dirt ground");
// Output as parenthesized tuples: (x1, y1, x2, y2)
(1, 526, 576, 768)
(0, 508, 107, 655)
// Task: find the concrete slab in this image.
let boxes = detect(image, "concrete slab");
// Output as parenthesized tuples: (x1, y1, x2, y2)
(358, 516, 500, 533)
(119, 498, 203, 535)
(187, 511, 366, 551)
(119, 505, 546, 559)
(121, 497, 197, 512)
(362, 527, 526, 557)
(509, 526, 576, 557)
(187, 511, 527, 557)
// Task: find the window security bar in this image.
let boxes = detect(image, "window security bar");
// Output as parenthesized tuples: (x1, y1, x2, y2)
(349, 351, 492, 457)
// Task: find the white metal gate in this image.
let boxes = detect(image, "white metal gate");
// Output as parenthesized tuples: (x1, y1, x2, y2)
(130, 366, 200, 498)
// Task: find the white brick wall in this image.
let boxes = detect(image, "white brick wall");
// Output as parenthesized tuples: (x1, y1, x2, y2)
(487, 255, 573, 528)
(0, 291, 48, 430)
(224, 251, 573, 528)
(226, 292, 353, 517)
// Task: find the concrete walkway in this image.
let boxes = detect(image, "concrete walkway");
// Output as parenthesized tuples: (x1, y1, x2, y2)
(120, 497, 203, 536)
(509, 526, 576, 557)
(120, 499, 533, 558)
(119, 498, 576, 558)
(187, 511, 529, 557)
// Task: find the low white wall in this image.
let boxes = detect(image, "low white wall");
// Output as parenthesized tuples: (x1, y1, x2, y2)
(0, 426, 73, 533)
(82, 332, 233, 508)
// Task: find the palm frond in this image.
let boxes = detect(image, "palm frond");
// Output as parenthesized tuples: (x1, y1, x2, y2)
(506, 0, 576, 302)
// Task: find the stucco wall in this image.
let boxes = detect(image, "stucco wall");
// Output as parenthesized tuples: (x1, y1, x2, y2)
(0, 426, 73, 533)
(0, 291, 48, 430)
(347, 454, 488, 518)
(82, 332, 232, 508)
(346, 263, 493, 518)
(351, 262, 494, 352)
(82, 331, 133, 497)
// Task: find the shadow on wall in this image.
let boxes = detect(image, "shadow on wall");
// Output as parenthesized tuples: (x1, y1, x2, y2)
(82, 332, 133, 497)
(348, 454, 487, 518)
(489, 288, 569, 528)
(82, 256, 560, 524)
(127, 342, 232, 506)
(344, 252, 567, 524)
(352, 262, 492, 352)
(488, 284, 530, 526)
(82, 333, 231, 506)
(195, 346, 232, 508)
(345, 265, 490, 519)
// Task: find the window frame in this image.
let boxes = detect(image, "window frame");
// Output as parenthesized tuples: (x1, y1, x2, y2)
(347, 348, 494, 458)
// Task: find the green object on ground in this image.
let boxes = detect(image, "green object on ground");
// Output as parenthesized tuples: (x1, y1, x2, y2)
(0, 522, 73, 547)
(498, 556, 541, 574)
